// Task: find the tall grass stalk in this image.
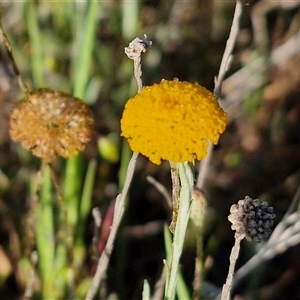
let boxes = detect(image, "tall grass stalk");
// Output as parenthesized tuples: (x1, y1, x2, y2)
(74, 159, 97, 268)
(63, 1, 99, 230)
(26, 2, 44, 87)
(35, 164, 56, 298)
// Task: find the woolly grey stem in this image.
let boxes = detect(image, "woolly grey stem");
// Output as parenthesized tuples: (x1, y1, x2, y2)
(196, 0, 243, 190)
(221, 233, 243, 300)
(86, 35, 151, 300)
(214, 1, 243, 98)
(85, 152, 139, 300)
(147, 175, 172, 210)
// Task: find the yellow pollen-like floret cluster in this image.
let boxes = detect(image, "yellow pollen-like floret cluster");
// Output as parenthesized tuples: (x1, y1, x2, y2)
(9, 88, 94, 163)
(121, 80, 227, 165)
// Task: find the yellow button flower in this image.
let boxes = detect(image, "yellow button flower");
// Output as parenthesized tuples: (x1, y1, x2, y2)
(121, 80, 227, 165)
(9, 88, 94, 163)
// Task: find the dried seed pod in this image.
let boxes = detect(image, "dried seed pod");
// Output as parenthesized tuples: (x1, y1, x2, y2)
(9, 88, 94, 163)
(228, 196, 275, 242)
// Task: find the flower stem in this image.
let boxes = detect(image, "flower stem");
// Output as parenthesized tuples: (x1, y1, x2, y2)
(165, 162, 194, 300)
(221, 233, 243, 300)
(36, 164, 56, 298)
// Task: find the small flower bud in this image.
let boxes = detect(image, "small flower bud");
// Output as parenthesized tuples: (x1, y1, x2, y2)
(190, 188, 207, 230)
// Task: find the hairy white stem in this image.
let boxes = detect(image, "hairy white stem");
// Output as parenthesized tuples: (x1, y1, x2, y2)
(86, 36, 151, 299)
(221, 233, 243, 300)
(196, 0, 243, 189)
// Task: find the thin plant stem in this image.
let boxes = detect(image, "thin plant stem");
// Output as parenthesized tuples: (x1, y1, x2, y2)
(196, 143, 213, 189)
(195, 5, 243, 294)
(85, 152, 139, 300)
(0, 10, 29, 94)
(35, 163, 56, 298)
(77, 159, 97, 239)
(221, 233, 243, 300)
(63, 1, 99, 233)
(26, 2, 44, 87)
(92, 207, 102, 255)
(193, 235, 203, 300)
(196, 0, 243, 190)
(146, 175, 172, 210)
(49, 165, 71, 287)
(24, 170, 44, 298)
(63, 155, 83, 229)
(72, 1, 99, 99)
(86, 35, 151, 298)
(193, 228, 206, 298)
(74, 159, 97, 269)
(214, 1, 243, 98)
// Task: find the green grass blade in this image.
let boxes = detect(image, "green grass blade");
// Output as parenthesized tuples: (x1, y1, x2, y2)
(72, 1, 100, 99)
(78, 159, 97, 232)
(63, 155, 83, 228)
(26, 2, 44, 87)
(119, 140, 132, 190)
(74, 159, 97, 268)
(35, 166, 55, 298)
(63, 0, 99, 229)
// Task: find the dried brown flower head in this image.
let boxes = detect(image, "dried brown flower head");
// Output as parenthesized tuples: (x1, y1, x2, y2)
(9, 88, 94, 163)
(228, 196, 275, 242)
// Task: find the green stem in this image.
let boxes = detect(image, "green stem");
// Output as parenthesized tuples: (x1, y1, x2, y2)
(72, 1, 99, 99)
(193, 235, 204, 299)
(74, 159, 97, 268)
(63, 155, 83, 229)
(119, 140, 132, 190)
(36, 165, 55, 298)
(165, 162, 194, 300)
(26, 1, 44, 87)
(63, 0, 99, 231)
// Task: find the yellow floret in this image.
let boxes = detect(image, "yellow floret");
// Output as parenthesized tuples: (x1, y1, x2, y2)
(121, 80, 227, 165)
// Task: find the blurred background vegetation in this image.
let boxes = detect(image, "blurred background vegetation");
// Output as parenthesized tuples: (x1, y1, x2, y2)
(0, 1, 300, 299)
